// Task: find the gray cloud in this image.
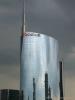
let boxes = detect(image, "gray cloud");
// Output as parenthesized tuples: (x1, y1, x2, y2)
(25, 0, 75, 47)
(0, 49, 19, 65)
(0, 0, 75, 70)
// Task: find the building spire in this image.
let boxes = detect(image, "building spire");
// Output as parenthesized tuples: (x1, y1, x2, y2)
(21, 0, 25, 36)
(20, 0, 25, 55)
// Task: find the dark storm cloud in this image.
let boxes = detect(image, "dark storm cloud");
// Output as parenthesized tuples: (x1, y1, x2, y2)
(0, 0, 75, 71)
(0, 0, 21, 66)
(0, 0, 21, 7)
(0, 49, 19, 65)
(56, 0, 75, 11)
(0, 0, 21, 23)
(25, 0, 75, 48)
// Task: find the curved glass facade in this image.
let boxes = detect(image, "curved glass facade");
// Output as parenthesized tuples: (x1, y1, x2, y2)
(20, 32, 60, 100)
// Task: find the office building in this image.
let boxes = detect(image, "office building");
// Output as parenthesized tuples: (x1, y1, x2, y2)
(20, 0, 60, 100)
(0, 89, 23, 100)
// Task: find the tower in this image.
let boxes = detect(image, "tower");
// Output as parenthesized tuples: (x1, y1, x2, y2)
(45, 73, 48, 100)
(48, 86, 52, 100)
(28, 96, 29, 100)
(33, 78, 36, 100)
(59, 61, 64, 100)
(20, 1, 59, 100)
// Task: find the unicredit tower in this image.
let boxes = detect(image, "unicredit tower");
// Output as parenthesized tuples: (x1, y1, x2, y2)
(20, 1, 60, 100)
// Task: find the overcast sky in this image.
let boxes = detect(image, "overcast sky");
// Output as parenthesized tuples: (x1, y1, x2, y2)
(0, 0, 75, 99)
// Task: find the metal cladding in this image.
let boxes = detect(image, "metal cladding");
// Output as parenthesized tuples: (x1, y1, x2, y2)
(59, 61, 64, 100)
(20, 32, 60, 100)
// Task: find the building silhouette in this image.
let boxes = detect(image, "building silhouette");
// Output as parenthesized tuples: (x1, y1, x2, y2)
(45, 73, 48, 100)
(59, 61, 64, 100)
(33, 78, 36, 100)
(0, 89, 23, 100)
(45, 73, 52, 100)
(28, 96, 29, 100)
(48, 86, 52, 100)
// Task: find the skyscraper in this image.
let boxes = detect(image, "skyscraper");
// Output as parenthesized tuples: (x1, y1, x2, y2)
(33, 78, 36, 100)
(48, 86, 52, 100)
(45, 73, 52, 100)
(45, 73, 48, 100)
(20, 0, 60, 100)
(59, 61, 64, 100)
(28, 96, 29, 100)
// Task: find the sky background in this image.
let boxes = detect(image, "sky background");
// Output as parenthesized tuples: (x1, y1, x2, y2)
(0, 0, 75, 99)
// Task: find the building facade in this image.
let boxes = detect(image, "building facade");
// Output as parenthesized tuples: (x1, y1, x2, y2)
(0, 89, 23, 100)
(20, 32, 60, 100)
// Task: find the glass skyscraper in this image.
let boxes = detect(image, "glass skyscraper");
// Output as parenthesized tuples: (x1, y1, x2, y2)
(20, 32, 60, 100)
